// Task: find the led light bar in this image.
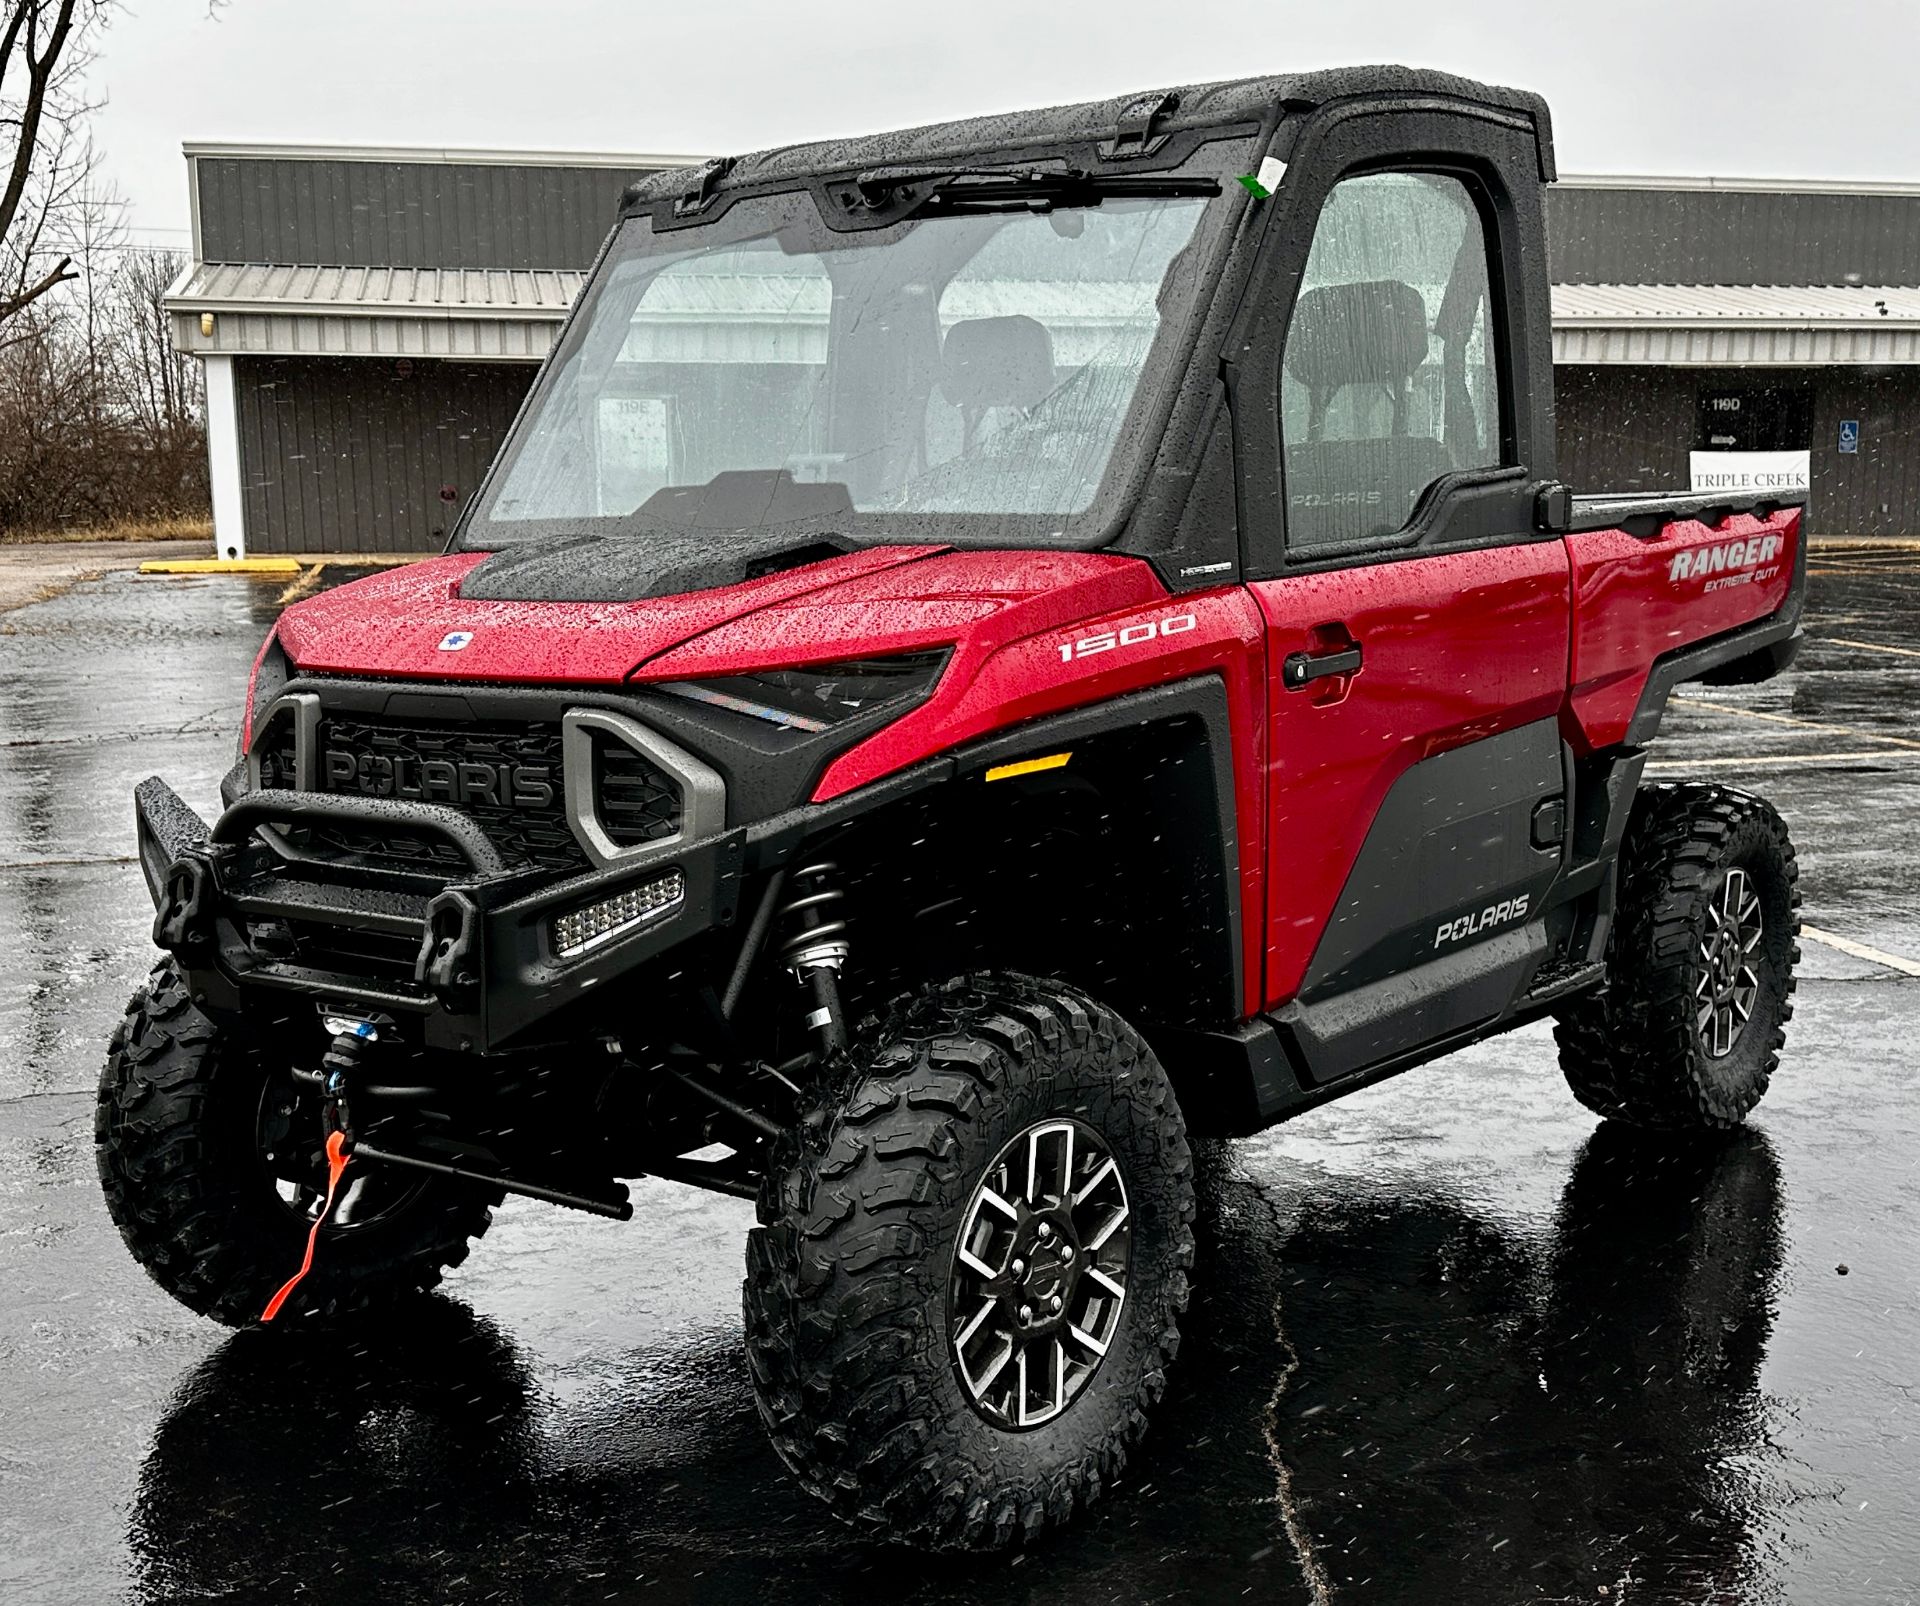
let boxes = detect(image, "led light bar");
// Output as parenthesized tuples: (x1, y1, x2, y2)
(552, 868, 686, 958)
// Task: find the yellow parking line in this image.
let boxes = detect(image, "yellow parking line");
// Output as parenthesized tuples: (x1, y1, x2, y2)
(138, 557, 303, 576)
(1668, 695, 1920, 751)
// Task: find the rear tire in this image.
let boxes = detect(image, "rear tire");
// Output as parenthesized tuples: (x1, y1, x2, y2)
(96, 959, 497, 1325)
(1556, 782, 1799, 1129)
(743, 973, 1194, 1549)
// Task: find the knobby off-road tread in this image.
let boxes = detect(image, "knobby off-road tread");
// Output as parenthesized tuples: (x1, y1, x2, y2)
(1556, 782, 1800, 1129)
(744, 973, 1195, 1550)
(96, 959, 496, 1325)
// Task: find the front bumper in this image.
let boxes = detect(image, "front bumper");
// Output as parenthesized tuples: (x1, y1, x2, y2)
(136, 775, 744, 1052)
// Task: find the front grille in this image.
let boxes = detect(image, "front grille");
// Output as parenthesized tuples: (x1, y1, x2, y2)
(251, 703, 688, 876)
(593, 735, 682, 847)
(319, 714, 585, 872)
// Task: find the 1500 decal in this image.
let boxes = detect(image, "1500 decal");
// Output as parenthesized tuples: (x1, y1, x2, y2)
(1057, 613, 1196, 662)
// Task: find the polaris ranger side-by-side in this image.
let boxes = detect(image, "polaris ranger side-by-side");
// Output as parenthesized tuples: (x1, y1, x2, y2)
(100, 67, 1806, 1548)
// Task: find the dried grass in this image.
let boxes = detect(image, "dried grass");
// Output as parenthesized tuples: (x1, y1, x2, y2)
(0, 516, 212, 546)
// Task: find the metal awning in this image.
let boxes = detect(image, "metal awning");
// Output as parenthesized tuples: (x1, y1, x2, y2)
(167, 261, 1163, 365)
(170, 260, 1920, 368)
(1551, 283, 1920, 365)
(168, 261, 589, 360)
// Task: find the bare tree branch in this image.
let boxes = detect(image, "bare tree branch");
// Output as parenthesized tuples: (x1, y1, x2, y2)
(0, 0, 34, 102)
(0, 2, 81, 249)
(0, 0, 205, 536)
(0, 0, 113, 326)
(0, 250, 73, 318)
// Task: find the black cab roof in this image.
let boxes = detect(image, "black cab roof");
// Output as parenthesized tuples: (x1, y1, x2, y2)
(620, 65, 1555, 218)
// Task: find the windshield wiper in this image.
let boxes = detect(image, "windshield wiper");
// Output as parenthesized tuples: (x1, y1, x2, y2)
(828, 165, 1219, 226)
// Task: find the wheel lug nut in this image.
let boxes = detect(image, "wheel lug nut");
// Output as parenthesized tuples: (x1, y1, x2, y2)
(1061, 1244, 1074, 1261)
(1049, 1295, 1063, 1313)
(1037, 1221, 1052, 1239)
(1019, 1305, 1033, 1325)
(1011, 1258, 1026, 1277)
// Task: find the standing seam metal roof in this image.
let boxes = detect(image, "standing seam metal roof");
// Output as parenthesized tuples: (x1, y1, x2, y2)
(172, 270, 1920, 366)
(1551, 283, 1920, 324)
(169, 261, 588, 317)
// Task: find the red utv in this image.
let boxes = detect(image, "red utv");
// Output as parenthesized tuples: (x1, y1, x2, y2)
(101, 67, 1803, 1548)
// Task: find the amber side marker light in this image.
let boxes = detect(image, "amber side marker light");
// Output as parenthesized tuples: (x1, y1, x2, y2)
(984, 752, 1072, 783)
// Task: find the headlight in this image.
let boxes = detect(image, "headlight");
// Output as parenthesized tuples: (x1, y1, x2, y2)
(657, 650, 948, 733)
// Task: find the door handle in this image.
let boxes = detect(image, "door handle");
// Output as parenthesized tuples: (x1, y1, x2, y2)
(1282, 643, 1363, 690)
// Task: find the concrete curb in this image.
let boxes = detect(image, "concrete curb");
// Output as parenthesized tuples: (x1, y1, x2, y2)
(137, 557, 304, 576)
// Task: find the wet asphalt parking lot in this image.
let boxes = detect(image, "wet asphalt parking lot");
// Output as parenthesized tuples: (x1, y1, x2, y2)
(3, 548, 1918, 1605)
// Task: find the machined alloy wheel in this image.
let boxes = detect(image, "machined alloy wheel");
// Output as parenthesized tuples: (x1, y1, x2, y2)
(744, 973, 1195, 1549)
(950, 1118, 1132, 1429)
(1696, 867, 1764, 1058)
(1555, 782, 1799, 1130)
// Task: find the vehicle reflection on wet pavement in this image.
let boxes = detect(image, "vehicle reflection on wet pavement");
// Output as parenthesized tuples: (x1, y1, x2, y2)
(108, 1130, 1778, 1604)
(5, 555, 1919, 1603)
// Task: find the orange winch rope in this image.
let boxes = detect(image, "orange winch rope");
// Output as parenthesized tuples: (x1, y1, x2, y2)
(260, 1128, 351, 1323)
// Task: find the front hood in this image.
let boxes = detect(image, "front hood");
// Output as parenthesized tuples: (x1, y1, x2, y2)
(273, 545, 947, 683)
(457, 528, 865, 604)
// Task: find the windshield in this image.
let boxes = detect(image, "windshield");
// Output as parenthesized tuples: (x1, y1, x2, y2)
(460, 140, 1250, 551)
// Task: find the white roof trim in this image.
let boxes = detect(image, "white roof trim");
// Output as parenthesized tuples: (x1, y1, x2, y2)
(181, 140, 704, 170)
(1553, 325, 1920, 365)
(1551, 283, 1920, 364)
(1558, 171, 1920, 197)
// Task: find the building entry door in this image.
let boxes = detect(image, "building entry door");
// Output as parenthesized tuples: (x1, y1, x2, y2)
(1696, 384, 1814, 452)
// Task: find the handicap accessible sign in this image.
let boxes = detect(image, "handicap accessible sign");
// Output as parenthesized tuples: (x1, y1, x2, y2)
(1840, 419, 1860, 454)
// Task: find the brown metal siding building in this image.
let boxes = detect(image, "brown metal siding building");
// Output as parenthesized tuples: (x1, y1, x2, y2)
(1546, 178, 1920, 536)
(168, 145, 694, 557)
(235, 357, 532, 552)
(167, 151, 1920, 554)
(1557, 362, 1920, 536)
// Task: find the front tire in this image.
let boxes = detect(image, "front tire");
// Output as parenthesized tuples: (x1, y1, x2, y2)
(1556, 783, 1800, 1129)
(743, 973, 1194, 1549)
(96, 959, 497, 1325)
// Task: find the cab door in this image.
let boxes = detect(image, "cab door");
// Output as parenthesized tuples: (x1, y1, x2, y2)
(1230, 104, 1571, 1081)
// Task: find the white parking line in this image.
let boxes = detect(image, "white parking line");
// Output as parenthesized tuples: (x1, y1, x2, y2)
(1801, 926, 1920, 979)
(1823, 637, 1920, 661)
(1646, 752, 1920, 770)
(1669, 696, 1920, 752)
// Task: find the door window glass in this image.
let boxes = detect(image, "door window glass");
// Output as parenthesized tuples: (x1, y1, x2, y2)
(1280, 172, 1502, 549)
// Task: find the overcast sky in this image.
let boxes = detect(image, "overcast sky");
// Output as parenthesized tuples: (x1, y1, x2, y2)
(89, 0, 1920, 246)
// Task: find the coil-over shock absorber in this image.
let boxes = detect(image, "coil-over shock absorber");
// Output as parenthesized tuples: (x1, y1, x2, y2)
(777, 861, 849, 1057)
